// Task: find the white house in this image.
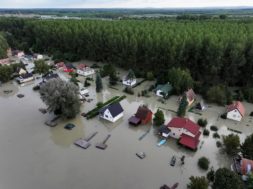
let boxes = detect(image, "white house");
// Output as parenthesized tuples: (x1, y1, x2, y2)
(227, 101, 245, 121)
(122, 77, 136, 87)
(122, 70, 136, 87)
(21, 58, 35, 73)
(77, 64, 95, 77)
(161, 117, 201, 150)
(79, 88, 89, 100)
(99, 102, 124, 123)
(16, 73, 34, 84)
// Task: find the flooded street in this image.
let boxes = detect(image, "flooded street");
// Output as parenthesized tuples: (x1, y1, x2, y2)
(0, 63, 253, 189)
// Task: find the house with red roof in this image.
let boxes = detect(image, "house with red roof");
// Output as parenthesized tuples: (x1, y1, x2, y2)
(76, 64, 95, 77)
(178, 89, 196, 106)
(232, 155, 253, 181)
(226, 101, 245, 121)
(165, 117, 201, 150)
(128, 105, 153, 126)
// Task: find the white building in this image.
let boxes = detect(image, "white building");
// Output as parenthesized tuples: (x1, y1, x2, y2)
(99, 102, 124, 123)
(77, 64, 95, 77)
(122, 78, 136, 87)
(16, 73, 34, 84)
(227, 101, 245, 121)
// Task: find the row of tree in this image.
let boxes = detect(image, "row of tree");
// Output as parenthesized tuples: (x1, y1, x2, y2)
(1, 18, 253, 92)
(0, 32, 8, 59)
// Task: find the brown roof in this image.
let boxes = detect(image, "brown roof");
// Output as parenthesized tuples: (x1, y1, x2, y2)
(227, 101, 245, 117)
(135, 105, 152, 120)
(241, 158, 253, 175)
(186, 88, 196, 102)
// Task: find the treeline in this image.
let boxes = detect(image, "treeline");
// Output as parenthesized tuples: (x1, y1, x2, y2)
(0, 18, 253, 96)
(0, 33, 8, 59)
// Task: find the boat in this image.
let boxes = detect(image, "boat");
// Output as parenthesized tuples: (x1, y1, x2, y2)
(157, 139, 166, 147)
(170, 155, 176, 166)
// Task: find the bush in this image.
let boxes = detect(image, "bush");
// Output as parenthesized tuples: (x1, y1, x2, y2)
(210, 125, 218, 131)
(96, 102, 103, 108)
(90, 63, 100, 68)
(153, 109, 165, 126)
(223, 134, 240, 155)
(213, 132, 220, 139)
(216, 141, 222, 148)
(146, 71, 154, 80)
(207, 168, 215, 182)
(198, 157, 210, 170)
(220, 113, 227, 119)
(123, 87, 134, 95)
(84, 79, 91, 87)
(203, 129, 210, 136)
(198, 118, 208, 127)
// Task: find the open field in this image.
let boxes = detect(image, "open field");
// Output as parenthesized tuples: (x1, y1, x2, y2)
(0, 60, 253, 189)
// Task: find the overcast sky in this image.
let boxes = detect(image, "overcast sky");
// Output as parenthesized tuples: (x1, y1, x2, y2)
(1, 0, 253, 8)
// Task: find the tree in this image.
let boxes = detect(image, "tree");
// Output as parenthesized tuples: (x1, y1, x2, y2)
(213, 168, 243, 189)
(109, 69, 118, 85)
(206, 85, 227, 106)
(187, 176, 208, 189)
(153, 109, 165, 126)
(198, 157, 210, 170)
(167, 67, 194, 94)
(34, 60, 50, 74)
(39, 79, 81, 119)
(241, 134, 253, 159)
(96, 73, 103, 92)
(247, 173, 253, 189)
(207, 168, 215, 182)
(222, 134, 240, 156)
(177, 94, 188, 117)
(146, 71, 154, 80)
(0, 33, 9, 59)
(0, 65, 13, 82)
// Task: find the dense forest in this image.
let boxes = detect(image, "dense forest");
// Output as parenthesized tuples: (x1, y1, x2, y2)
(0, 18, 253, 101)
(0, 33, 8, 59)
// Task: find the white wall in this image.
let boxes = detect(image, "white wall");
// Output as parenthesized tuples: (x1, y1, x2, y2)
(77, 69, 95, 77)
(122, 79, 136, 86)
(168, 127, 182, 139)
(227, 109, 242, 121)
(156, 90, 163, 97)
(100, 109, 123, 123)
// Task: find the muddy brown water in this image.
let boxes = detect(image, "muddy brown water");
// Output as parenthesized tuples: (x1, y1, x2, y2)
(0, 64, 252, 189)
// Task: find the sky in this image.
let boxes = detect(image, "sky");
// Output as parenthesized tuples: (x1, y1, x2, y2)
(1, 0, 253, 9)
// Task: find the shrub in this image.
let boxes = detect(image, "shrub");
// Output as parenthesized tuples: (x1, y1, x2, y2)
(123, 87, 134, 95)
(213, 132, 220, 139)
(220, 113, 227, 119)
(198, 157, 210, 170)
(90, 63, 100, 68)
(153, 109, 165, 126)
(223, 134, 240, 155)
(198, 118, 208, 127)
(207, 168, 215, 182)
(203, 129, 210, 136)
(96, 102, 103, 108)
(216, 141, 222, 148)
(210, 125, 218, 131)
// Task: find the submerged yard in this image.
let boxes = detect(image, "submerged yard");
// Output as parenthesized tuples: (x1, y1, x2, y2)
(0, 60, 252, 189)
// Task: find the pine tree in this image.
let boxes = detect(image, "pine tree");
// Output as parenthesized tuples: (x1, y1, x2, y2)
(96, 73, 103, 93)
(153, 109, 165, 126)
(177, 94, 188, 117)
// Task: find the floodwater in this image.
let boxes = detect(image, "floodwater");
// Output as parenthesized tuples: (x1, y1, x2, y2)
(0, 61, 253, 189)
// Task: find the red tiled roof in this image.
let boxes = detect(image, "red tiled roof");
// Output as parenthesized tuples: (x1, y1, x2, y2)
(77, 64, 87, 70)
(167, 117, 200, 135)
(179, 132, 200, 150)
(186, 88, 196, 102)
(135, 106, 152, 120)
(241, 158, 253, 175)
(227, 101, 245, 117)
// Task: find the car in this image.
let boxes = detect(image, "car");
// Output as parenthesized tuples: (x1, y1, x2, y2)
(170, 155, 176, 166)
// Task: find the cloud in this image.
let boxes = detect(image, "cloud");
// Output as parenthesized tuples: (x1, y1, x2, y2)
(1, 0, 253, 8)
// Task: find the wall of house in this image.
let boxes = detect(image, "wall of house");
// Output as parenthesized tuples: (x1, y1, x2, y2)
(123, 79, 137, 86)
(100, 109, 113, 122)
(142, 112, 152, 124)
(168, 127, 182, 139)
(77, 69, 95, 76)
(112, 112, 124, 123)
(156, 90, 164, 97)
(227, 109, 242, 121)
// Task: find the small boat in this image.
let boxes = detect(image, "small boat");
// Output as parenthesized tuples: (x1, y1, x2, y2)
(170, 155, 176, 166)
(157, 139, 166, 147)
(136, 152, 146, 159)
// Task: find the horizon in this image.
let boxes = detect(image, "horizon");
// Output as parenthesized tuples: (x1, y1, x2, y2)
(1, 0, 253, 9)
